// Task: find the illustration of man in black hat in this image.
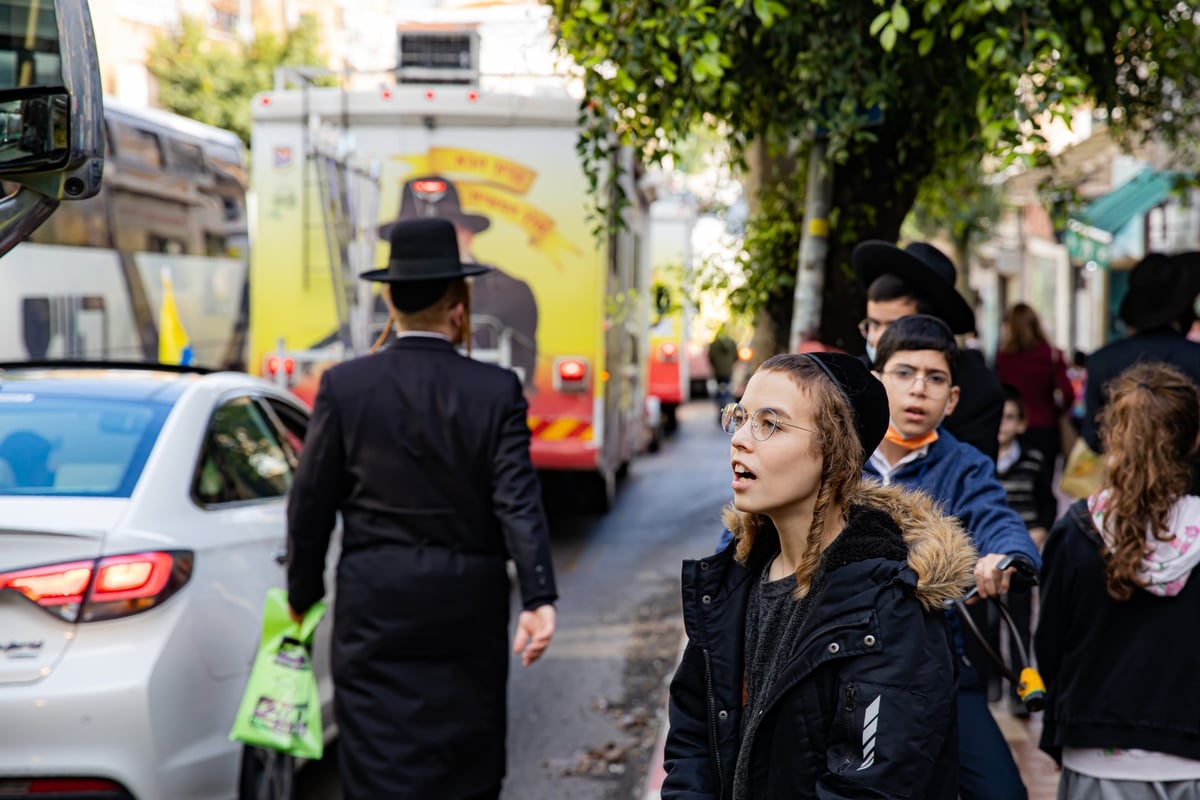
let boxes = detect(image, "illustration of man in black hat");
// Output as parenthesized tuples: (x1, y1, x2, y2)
(379, 175, 539, 388)
(1083, 251, 1200, 455)
(286, 217, 558, 800)
(852, 239, 1006, 461)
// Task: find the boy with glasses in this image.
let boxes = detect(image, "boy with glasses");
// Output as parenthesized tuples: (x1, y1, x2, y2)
(853, 240, 1005, 461)
(866, 314, 1041, 800)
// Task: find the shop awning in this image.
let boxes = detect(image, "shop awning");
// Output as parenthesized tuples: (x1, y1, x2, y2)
(1079, 168, 1180, 233)
(1066, 168, 1181, 264)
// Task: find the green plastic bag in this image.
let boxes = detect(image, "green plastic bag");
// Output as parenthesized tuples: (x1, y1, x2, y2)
(229, 587, 327, 760)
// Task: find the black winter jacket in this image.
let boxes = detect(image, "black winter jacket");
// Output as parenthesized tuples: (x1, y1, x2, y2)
(663, 484, 977, 800)
(1037, 499, 1200, 764)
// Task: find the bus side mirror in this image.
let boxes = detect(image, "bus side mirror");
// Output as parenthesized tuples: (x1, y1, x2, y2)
(0, 0, 103, 259)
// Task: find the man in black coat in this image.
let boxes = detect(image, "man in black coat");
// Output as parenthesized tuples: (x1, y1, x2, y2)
(1083, 251, 1200, 453)
(286, 217, 558, 800)
(852, 240, 1004, 462)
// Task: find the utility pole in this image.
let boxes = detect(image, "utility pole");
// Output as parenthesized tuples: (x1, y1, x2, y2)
(788, 140, 833, 353)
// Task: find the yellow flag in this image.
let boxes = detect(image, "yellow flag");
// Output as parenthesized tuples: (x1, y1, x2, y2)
(159, 270, 193, 366)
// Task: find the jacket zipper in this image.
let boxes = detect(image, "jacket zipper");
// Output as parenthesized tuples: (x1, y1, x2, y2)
(840, 682, 857, 770)
(702, 648, 725, 800)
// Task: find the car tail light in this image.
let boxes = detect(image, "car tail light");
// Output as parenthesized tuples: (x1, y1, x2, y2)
(657, 342, 680, 362)
(553, 357, 589, 392)
(0, 551, 193, 623)
(6, 777, 130, 796)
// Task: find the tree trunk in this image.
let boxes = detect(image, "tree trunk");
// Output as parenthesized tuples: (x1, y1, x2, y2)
(744, 143, 799, 369)
(802, 135, 938, 353)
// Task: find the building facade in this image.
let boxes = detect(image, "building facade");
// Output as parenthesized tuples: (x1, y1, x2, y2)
(88, 0, 394, 107)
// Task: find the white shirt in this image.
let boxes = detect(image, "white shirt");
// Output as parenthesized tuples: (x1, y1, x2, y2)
(867, 445, 931, 486)
(1063, 747, 1200, 781)
(394, 330, 451, 342)
(997, 441, 1021, 474)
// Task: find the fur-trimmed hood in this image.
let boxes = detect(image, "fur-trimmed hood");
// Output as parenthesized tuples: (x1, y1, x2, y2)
(724, 481, 976, 610)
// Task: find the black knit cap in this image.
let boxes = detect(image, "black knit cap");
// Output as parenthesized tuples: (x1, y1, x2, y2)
(802, 352, 890, 465)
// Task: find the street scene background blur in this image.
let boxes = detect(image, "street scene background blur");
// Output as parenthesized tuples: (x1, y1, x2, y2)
(2, 0, 1199, 798)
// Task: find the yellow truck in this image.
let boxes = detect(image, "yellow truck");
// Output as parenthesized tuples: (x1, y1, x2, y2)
(249, 82, 650, 512)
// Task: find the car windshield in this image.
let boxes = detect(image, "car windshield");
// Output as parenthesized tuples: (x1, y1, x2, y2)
(0, 395, 169, 497)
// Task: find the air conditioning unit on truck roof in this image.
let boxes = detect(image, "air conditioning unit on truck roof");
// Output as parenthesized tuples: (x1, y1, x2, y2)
(249, 81, 653, 513)
(396, 27, 480, 85)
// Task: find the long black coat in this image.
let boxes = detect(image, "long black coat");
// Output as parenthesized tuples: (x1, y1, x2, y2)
(945, 348, 1003, 462)
(1082, 328, 1200, 493)
(664, 484, 975, 799)
(1083, 327, 1200, 453)
(287, 335, 557, 800)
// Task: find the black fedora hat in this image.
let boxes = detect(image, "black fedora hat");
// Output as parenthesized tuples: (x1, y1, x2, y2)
(377, 175, 491, 240)
(851, 240, 976, 334)
(1118, 251, 1200, 330)
(360, 217, 491, 283)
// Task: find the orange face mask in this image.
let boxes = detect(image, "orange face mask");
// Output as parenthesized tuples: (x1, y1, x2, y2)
(883, 423, 939, 451)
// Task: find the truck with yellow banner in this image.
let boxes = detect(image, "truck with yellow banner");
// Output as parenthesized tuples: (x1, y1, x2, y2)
(248, 81, 650, 512)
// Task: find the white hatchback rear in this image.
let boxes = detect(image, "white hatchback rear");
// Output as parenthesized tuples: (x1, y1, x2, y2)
(0, 366, 336, 800)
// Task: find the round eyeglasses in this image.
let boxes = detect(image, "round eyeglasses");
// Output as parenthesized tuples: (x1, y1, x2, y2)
(857, 318, 895, 340)
(721, 403, 816, 442)
(879, 366, 952, 397)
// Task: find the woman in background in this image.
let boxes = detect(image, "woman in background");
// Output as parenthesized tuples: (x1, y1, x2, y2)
(994, 302, 1074, 479)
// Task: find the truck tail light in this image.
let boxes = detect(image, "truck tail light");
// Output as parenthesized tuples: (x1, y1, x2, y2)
(0, 551, 194, 623)
(553, 357, 589, 392)
(264, 354, 296, 377)
(657, 342, 679, 362)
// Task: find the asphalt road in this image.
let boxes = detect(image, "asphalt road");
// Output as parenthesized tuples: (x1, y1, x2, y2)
(297, 400, 731, 799)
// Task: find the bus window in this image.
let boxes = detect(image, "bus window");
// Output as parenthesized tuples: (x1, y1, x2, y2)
(112, 123, 162, 169)
(166, 138, 205, 176)
(148, 234, 185, 255)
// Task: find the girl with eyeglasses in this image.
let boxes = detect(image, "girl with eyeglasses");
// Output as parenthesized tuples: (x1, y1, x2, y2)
(662, 352, 976, 799)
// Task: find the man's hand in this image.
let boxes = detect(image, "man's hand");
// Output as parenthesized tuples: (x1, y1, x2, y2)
(973, 552, 1016, 600)
(513, 604, 556, 667)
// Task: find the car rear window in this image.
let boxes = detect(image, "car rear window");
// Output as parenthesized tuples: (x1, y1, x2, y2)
(0, 394, 169, 497)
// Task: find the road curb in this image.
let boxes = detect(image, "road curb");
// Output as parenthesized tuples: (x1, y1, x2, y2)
(641, 625, 686, 800)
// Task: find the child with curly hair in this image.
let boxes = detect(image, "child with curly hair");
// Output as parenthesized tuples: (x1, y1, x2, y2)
(1038, 362, 1200, 797)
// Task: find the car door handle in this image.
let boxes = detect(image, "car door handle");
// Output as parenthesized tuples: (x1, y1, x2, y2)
(272, 547, 288, 565)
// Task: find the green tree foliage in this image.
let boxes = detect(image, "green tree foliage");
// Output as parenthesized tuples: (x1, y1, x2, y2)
(547, 0, 1200, 351)
(147, 14, 330, 146)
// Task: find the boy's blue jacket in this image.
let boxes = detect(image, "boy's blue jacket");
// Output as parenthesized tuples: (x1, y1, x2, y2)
(861, 428, 1042, 569)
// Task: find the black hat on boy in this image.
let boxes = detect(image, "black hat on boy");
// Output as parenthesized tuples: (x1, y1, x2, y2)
(377, 175, 491, 240)
(360, 218, 490, 312)
(1118, 251, 1200, 331)
(803, 351, 889, 465)
(851, 240, 976, 335)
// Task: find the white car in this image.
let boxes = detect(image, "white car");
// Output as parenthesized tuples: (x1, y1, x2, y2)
(0, 363, 337, 800)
